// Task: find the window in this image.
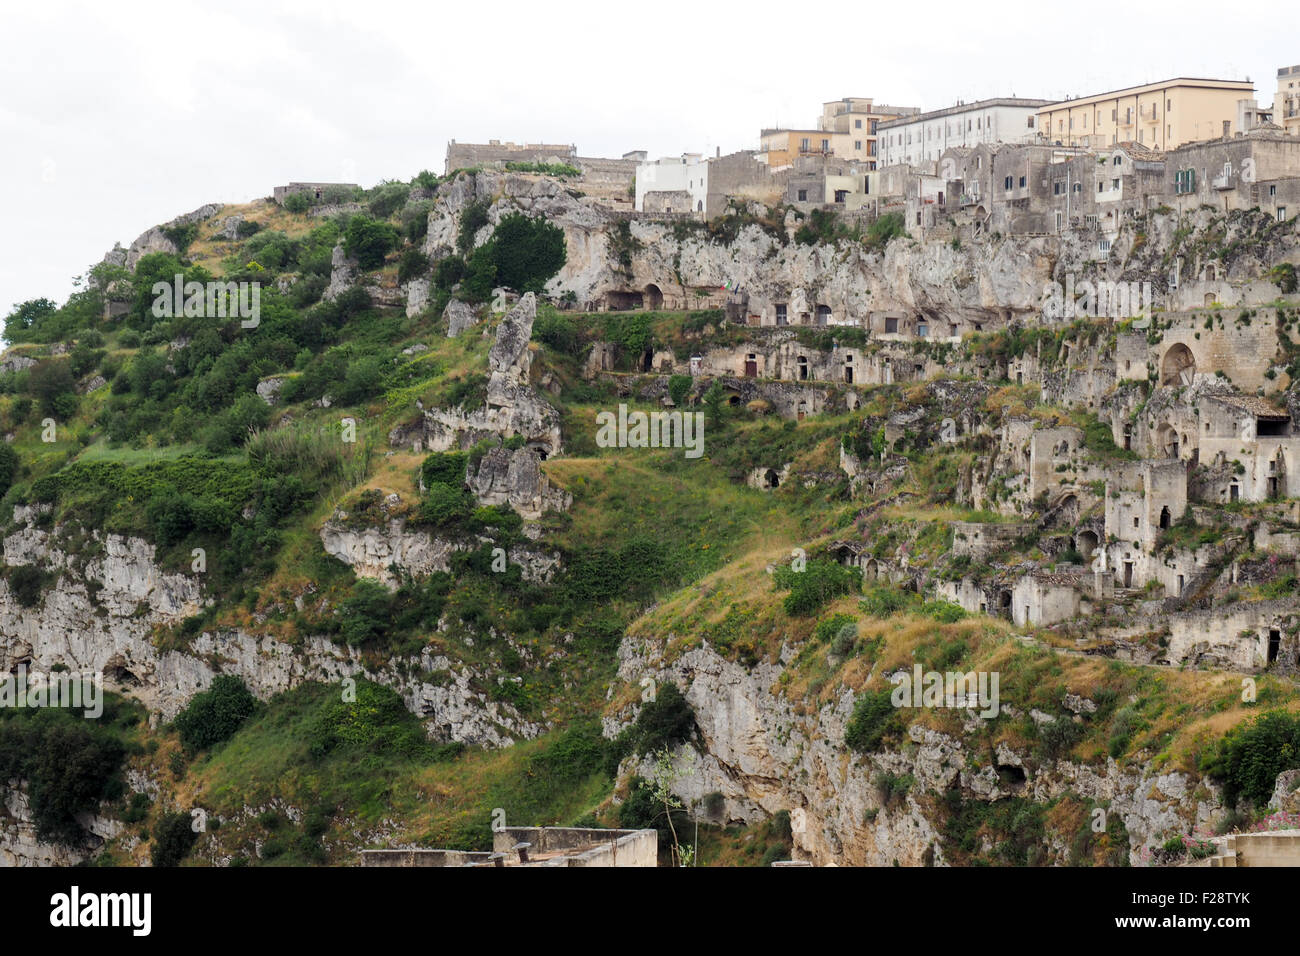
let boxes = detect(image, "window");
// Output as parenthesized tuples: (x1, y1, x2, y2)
(775, 304, 787, 324)
(1270, 185, 1277, 196)
(870, 120, 877, 134)
(796, 189, 807, 201)
(1167, 98, 1172, 111)
(885, 317, 899, 333)
(916, 321, 929, 337)
(1112, 178, 1120, 189)
(821, 139, 829, 151)
(855, 119, 862, 128)
(834, 189, 848, 203)
(1073, 182, 1082, 193)
(1054, 182, 1062, 195)
(1113, 155, 1121, 165)
(1281, 207, 1289, 222)
(855, 140, 862, 150)
(800, 137, 809, 151)
(1004, 175, 1013, 190)
(1028, 116, 1035, 128)
(1018, 175, 1026, 188)
(864, 176, 870, 194)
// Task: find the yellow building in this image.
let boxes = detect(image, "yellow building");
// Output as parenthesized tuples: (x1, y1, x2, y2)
(759, 97, 917, 170)
(1276, 65, 1300, 136)
(1036, 78, 1256, 151)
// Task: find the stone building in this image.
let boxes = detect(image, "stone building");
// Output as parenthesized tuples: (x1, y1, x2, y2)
(1164, 127, 1300, 222)
(272, 182, 360, 204)
(878, 97, 1052, 168)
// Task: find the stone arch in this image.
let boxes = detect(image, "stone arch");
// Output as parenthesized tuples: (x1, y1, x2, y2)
(1156, 422, 1179, 458)
(1076, 529, 1099, 558)
(644, 283, 663, 311)
(1161, 344, 1196, 386)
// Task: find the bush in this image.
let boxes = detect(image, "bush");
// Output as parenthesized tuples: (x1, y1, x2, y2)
(625, 682, 695, 756)
(845, 689, 905, 754)
(772, 558, 860, 616)
(1201, 710, 1300, 808)
(283, 192, 312, 214)
(668, 374, 692, 407)
(310, 679, 428, 758)
(174, 675, 258, 752)
(1036, 717, 1084, 760)
(482, 213, 566, 293)
(457, 198, 491, 256)
(421, 482, 471, 526)
(0, 443, 19, 497)
(343, 217, 399, 270)
(151, 811, 199, 866)
(397, 246, 429, 285)
(421, 451, 467, 488)
(6, 564, 49, 608)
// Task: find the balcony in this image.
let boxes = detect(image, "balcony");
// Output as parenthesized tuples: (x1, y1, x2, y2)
(1212, 174, 1233, 190)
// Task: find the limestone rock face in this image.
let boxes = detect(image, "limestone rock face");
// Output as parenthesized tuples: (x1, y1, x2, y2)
(323, 244, 360, 301)
(0, 512, 541, 749)
(319, 518, 457, 587)
(488, 292, 537, 378)
(405, 277, 430, 318)
(119, 203, 222, 271)
(608, 635, 1224, 867)
(444, 298, 479, 337)
(390, 292, 565, 464)
(256, 377, 285, 404)
(467, 446, 572, 519)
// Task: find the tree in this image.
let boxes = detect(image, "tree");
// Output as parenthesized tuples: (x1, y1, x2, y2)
(27, 360, 76, 416)
(4, 298, 57, 341)
(487, 213, 567, 293)
(0, 443, 18, 496)
(152, 811, 199, 866)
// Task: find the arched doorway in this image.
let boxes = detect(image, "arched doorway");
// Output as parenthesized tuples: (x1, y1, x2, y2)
(1161, 344, 1196, 386)
(644, 284, 663, 311)
(1156, 423, 1179, 458)
(1076, 530, 1098, 559)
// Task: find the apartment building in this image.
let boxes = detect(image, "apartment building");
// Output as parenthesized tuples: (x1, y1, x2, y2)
(1036, 78, 1256, 151)
(1276, 65, 1300, 137)
(877, 97, 1052, 167)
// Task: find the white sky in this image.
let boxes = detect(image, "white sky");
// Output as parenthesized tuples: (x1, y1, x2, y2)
(1, 0, 1295, 317)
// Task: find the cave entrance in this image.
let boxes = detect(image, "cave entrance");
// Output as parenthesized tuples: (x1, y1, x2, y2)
(797, 356, 809, 381)
(763, 469, 780, 489)
(644, 283, 664, 311)
(1268, 629, 1281, 665)
(1159, 506, 1171, 529)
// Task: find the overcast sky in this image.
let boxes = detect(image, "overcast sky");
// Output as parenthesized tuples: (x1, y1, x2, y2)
(2, 0, 1295, 318)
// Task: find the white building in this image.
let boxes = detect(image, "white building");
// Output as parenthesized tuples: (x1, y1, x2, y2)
(635, 154, 708, 213)
(877, 97, 1052, 168)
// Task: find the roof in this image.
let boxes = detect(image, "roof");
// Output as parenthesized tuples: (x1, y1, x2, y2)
(877, 97, 1054, 129)
(1038, 77, 1255, 110)
(1211, 394, 1291, 419)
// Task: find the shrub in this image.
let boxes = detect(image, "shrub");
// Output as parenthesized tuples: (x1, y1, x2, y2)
(0, 443, 19, 497)
(343, 217, 399, 270)
(668, 374, 692, 407)
(174, 675, 258, 752)
(845, 689, 905, 754)
(283, 192, 312, 214)
(457, 198, 491, 256)
(6, 564, 49, 608)
(421, 483, 471, 526)
(421, 451, 467, 488)
(626, 682, 695, 755)
(1201, 710, 1300, 808)
(397, 246, 429, 285)
(772, 558, 860, 616)
(1036, 717, 1084, 760)
(482, 213, 566, 293)
(310, 679, 428, 758)
(151, 811, 198, 866)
